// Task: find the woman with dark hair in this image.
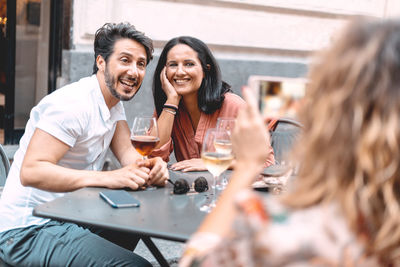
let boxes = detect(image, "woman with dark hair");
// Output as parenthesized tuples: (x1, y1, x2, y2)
(180, 18, 400, 266)
(151, 36, 274, 171)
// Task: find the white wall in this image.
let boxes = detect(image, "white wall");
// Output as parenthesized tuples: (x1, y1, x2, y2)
(71, 0, 400, 60)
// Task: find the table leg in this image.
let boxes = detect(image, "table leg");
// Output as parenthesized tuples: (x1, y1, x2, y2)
(141, 236, 170, 267)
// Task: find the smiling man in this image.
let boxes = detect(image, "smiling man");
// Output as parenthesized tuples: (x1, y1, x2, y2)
(0, 23, 167, 266)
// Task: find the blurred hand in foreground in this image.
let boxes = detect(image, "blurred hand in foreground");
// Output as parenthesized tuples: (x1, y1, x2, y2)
(232, 87, 270, 168)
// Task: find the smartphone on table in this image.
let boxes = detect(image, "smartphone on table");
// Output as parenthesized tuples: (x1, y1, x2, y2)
(99, 190, 140, 208)
(248, 76, 307, 119)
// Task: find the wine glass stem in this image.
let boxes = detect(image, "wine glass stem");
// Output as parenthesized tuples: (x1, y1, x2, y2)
(222, 175, 227, 185)
(143, 155, 151, 188)
(211, 175, 218, 206)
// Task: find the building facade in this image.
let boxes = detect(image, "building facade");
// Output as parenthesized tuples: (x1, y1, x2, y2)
(1, 0, 399, 144)
(64, 0, 400, 126)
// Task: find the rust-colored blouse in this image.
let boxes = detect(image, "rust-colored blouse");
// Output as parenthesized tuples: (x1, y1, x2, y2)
(151, 93, 275, 165)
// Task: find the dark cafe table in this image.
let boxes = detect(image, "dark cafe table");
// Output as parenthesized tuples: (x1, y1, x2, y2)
(33, 169, 228, 267)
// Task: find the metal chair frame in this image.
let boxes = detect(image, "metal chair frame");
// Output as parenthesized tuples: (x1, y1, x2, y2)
(0, 146, 13, 266)
(269, 118, 303, 164)
(0, 144, 11, 187)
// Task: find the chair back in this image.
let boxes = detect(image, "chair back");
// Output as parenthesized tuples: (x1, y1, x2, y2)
(270, 118, 303, 164)
(0, 144, 10, 186)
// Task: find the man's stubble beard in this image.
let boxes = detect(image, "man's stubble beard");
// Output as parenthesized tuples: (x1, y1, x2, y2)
(104, 64, 141, 102)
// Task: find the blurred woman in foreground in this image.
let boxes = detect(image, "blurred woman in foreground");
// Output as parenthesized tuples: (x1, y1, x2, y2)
(180, 18, 400, 266)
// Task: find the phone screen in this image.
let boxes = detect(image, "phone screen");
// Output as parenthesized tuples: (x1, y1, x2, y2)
(99, 190, 141, 208)
(248, 76, 307, 119)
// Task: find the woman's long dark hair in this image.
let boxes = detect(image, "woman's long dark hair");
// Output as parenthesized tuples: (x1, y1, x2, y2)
(152, 36, 231, 116)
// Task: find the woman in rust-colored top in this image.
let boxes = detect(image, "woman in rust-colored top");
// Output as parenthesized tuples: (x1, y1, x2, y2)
(151, 36, 274, 171)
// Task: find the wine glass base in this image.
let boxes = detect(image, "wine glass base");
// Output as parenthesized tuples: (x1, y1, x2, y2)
(200, 202, 216, 213)
(144, 186, 157, 191)
(215, 184, 226, 190)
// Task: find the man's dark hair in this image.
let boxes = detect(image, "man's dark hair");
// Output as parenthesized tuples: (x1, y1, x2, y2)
(92, 22, 154, 74)
(152, 36, 231, 116)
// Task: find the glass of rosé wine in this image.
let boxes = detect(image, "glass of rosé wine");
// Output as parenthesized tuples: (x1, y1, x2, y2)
(130, 116, 159, 160)
(130, 116, 160, 190)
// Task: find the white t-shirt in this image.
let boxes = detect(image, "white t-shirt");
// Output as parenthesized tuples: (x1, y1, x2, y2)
(0, 75, 126, 233)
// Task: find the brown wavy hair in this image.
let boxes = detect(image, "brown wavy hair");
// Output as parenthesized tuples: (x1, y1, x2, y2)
(284, 18, 400, 264)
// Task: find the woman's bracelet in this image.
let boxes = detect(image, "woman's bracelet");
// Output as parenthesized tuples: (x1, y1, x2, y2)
(163, 108, 177, 116)
(163, 104, 178, 112)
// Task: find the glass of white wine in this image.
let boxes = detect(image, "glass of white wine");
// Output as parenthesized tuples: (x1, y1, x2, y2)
(200, 128, 234, 213)
(215, 117, 235, 189)
(131, 116, 160, 190)
(216, 117, 236, 135)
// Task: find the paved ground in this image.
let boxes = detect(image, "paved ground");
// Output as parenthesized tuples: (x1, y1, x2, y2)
(134, 238, 184, 266)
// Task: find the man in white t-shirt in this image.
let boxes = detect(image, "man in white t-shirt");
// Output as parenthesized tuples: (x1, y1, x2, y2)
(0, 22, 167, 266)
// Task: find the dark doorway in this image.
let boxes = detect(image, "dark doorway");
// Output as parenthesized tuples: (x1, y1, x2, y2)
(0, 0, 66, 144)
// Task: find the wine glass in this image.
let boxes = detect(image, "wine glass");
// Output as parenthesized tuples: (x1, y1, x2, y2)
(200, 128, 234, 213)
(131, 116, 160, 190)
(261, 162, 293, 195)
(216, 117, 236, 136)
(131, 116, 159, 159)
(215, 117, 235, 189)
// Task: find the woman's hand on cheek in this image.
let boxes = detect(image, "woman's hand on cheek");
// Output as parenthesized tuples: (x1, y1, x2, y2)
(160, 67, 181, 105)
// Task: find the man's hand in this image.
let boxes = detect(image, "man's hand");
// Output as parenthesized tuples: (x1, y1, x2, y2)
(141, 157, 169, 186)
(106, 163, 151, 190)
(170, 158, 206, 172)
